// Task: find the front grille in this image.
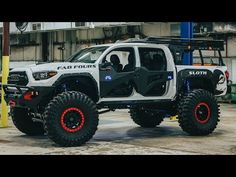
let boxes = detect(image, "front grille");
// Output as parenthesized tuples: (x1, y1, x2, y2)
(8, 71, 29, 86)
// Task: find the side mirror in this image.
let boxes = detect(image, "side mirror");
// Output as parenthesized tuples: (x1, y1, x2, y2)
(100, 62, 112, 71)
(101, 62, 112, 67)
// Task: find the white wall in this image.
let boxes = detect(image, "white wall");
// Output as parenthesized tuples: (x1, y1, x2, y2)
(93, 22, 142, 27)
(9, 22, 74, 33)
(227, 36, 236, 57)
(43, 22, 72, 30)
(232, 59, 236, 84)
(141, 22, 177, 37)
(225, 37, 236, 84)
(76, 28, 104, 40)
(4, 22, 236, 83)
(224, 58, 233, 81)
(10, 46, 41, 61)
(4, 22, 143, 34)
(9, 61, 36, 69)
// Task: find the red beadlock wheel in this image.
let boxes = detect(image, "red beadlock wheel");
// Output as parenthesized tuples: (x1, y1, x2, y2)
(194, 102, 211, 124)
(44, 91, 98, 146)
(178, 89, 220, 136)
(60, 107, 85, 133)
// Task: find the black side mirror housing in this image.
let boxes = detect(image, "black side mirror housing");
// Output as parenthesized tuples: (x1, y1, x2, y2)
(100, 62, 112, 71)
(101, 62, 112, 68)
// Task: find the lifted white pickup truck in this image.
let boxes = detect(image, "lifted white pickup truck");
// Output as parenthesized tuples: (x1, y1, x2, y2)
(1, 37, 228, 146)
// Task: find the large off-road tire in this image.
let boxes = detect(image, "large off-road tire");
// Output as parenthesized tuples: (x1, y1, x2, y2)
(130, 109, 164, 128)
(178, 89, 220, 136)
(43, 91, 98, 147)
(11, 107, 45, 136)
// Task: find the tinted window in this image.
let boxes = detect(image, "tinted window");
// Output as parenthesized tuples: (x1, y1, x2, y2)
(103, 47, 135, 73)
(138, 48, 167, 71)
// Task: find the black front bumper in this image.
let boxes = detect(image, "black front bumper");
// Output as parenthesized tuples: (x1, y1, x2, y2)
(1, 84, 54, 109)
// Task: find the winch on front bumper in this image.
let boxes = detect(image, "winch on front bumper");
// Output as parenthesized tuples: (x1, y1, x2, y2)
(1, 84, 54, 109)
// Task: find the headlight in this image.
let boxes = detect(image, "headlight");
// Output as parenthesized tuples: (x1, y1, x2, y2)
(33, 71, 57, 80)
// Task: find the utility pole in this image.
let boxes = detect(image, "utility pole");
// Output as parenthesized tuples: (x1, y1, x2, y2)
(1, 22, 10, 127)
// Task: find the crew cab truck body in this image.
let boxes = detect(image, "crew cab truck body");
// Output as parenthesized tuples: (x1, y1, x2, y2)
(1, 37, 228, 146)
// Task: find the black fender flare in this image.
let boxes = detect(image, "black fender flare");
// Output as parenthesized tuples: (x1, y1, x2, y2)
(52, 73, 99, 101)
(177, 69, 215, 92)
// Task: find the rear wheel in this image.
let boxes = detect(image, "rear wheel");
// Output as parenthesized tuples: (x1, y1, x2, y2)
(178, 89, 220, 135)
(11, 107, 45, 136)
(130, 109, 164, 128)
(43, 91, 98, 147)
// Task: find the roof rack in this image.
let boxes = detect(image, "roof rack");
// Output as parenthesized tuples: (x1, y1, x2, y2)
(115, 38, 140, 43)
(126, 37, 224, 51)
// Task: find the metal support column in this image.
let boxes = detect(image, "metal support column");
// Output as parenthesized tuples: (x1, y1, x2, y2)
(181, 22, 193, 65)
(0, 35, 2, 71)
(1, 22, 10, 127)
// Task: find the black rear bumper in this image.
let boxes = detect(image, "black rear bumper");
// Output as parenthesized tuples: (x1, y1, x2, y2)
(1, 84, 54, 109)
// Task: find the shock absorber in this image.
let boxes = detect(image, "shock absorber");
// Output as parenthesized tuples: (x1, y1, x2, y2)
(186, 80, 191, 92)
(62, 83, 68, 92)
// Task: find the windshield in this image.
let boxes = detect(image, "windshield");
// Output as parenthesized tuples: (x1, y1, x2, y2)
(67, 46, 109, 63)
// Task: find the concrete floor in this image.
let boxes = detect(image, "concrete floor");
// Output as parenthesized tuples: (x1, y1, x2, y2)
(0, 103, 236, 155)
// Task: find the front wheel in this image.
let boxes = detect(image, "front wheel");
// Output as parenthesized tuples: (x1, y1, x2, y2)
(11, 107, 45, 136)
(43, 91, 99, 147)
(178, 89, 220, 136)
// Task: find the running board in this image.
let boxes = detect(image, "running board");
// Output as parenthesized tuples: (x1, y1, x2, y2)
(98, 109, 115, 114)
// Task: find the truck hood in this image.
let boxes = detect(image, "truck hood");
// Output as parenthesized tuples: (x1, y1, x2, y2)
(10, 62, 97, 73)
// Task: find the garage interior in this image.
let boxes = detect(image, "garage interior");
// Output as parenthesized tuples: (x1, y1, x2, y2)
(0, 22, 236, 154)
(0, 22, 235, 84)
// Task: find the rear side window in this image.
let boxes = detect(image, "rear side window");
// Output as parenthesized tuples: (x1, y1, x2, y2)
(138, 48, 167, 71)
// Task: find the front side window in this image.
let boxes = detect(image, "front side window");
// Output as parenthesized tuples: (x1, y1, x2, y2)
(103, 47, 135, 73)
